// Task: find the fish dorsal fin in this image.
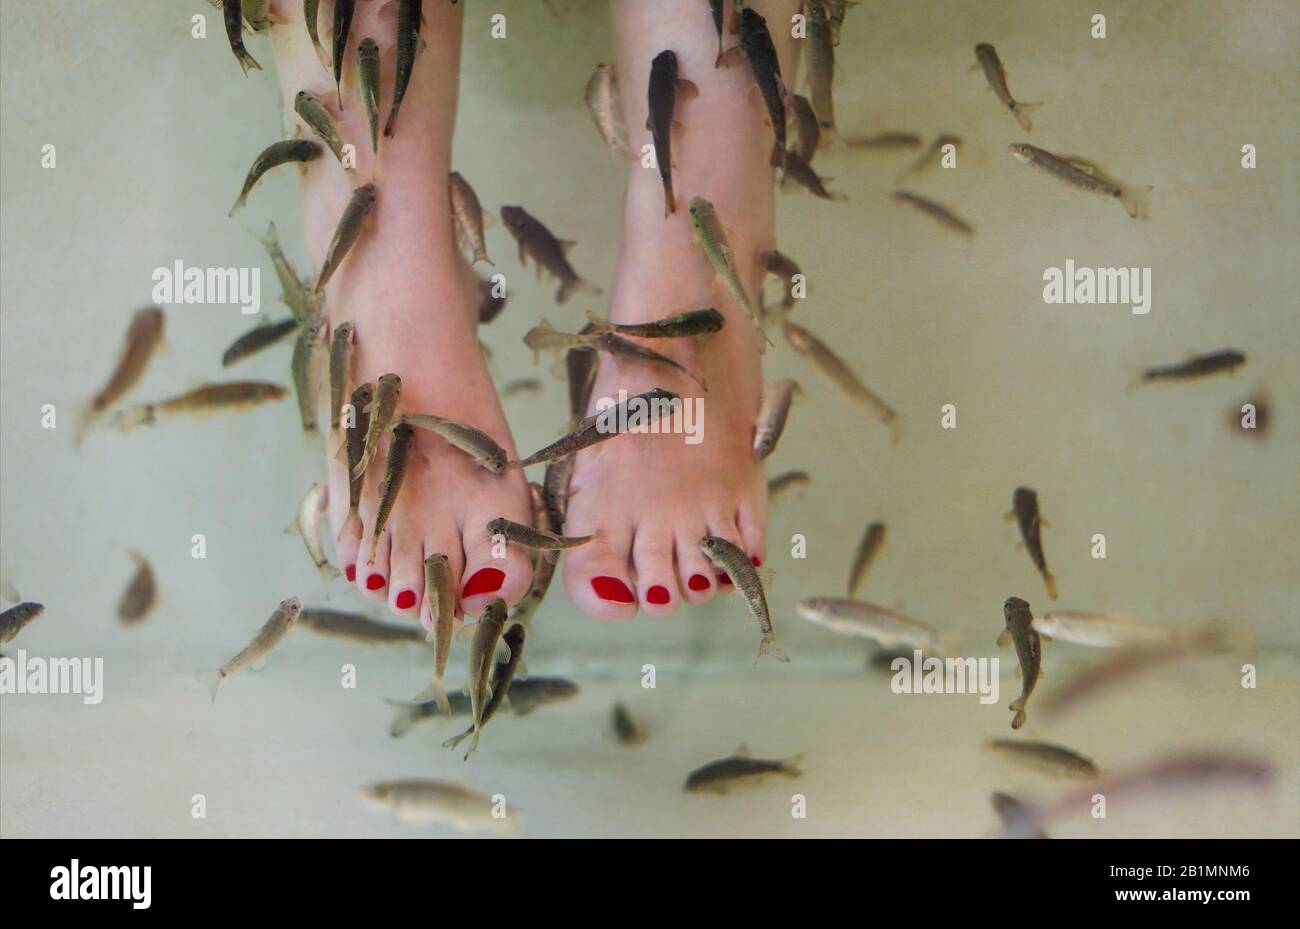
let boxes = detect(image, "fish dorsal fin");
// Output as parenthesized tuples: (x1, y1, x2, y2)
(735, 742, 750, 758)
(560, 240, 577, 255)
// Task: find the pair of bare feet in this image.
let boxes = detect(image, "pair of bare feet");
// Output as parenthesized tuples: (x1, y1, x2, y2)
(270, 0, 795, 629)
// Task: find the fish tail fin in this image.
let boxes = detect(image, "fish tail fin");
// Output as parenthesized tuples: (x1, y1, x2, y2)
(228, 194, 247, 218)
(757, 637, 790, 663)
(1012, 101, 1041, 131)
(236, 49, 262, 76)
(198, 671, 223, 704)
(113, 405, 154, 433)
(410, 677, 451, 715)
(1120, 184, 1153, 220)
(463, 730, 481, 760)
(1011, 709, 1027, 730)
(75, 406, 98, 448)
(557, 277, 601, 305)
(886, 414, 906, 447)
(770, 141, 787, 171)
(782, 753, 805, 776)
(387, 703, 418, 738)
(665, 186, 676, 217)
(317, 562, 342, 582)
(819, 126, 849, 151)
(1044, 573, 1058, 600)
(584, 310, 612, 331)
(441, 727, 470, 751)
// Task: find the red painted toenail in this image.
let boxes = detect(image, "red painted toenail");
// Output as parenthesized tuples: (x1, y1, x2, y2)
(688, 574, 711, 592)
(717, 573, 733, 585)
(345, 564, 356, 583)
(366, 574, 386, 591)
(751, 556, 762, 566)
(395, 590, 417, 610)
(463, 567, 505, 597)
(592, 576, 635, 603)
(646, 585, 671, 605)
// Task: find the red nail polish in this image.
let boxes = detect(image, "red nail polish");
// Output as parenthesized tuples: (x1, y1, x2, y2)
(395, 589, 417, 610)
(366, 573, 386, 591)
(688, 574, 711, 592)
(592, 576, 635, 603)
(751, 556, 762, 567)
(646, 585, 671, 605)
(717, 573, 733, 585)
(463, 567, 505, 597)
(345, 564, 356, 583)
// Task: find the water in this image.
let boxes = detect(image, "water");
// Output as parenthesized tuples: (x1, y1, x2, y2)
(1, 0, 1296, 837)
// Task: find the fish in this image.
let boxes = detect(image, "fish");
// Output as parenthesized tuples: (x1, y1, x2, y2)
(113, 382, 287, 431)
(899, 133, 962, 179)
(709, 0, 725, 66)
(502, 378, 543, 399)
(298, 607, 427, 645)
(787, 94, 820, 163)
(1006, 487, 1056, 599)
(805, 0, 836, 136)
(328, 321, 354, 432)
(510, 488, 562, 625)
(843, 131, 923, 149)
(221, 317, 299, 368)
(700, 535, 784, 661)
(688, 197, 767, 346)
(500, 205, 599, 304)
(566, 345, 599, 427)
(288, 481, 340, 580)
(410, 552, 456, 713)
(445, 622, 527, 757)
(0, 602, 44, 646)
(461, 598, 510, 757)
(359, 779, 519, 834)
(78, 307, 166, 444)
(508, 387, 680, 468)
(223, 0, 261, 74)
(1009, 143, 1151, 219)
(766, 469, 809, 501)
(796, 597, 951, 654)
(781, 149, 846, 201)
(684, 745, 802, 793)
(116, 553, 157, 625)
(990, 791, 1048, 839)
(646, 50, 697, 217)
(987, 738, 1100, 780)
(449, 172, 493, 266)
(340, 382, 373, 532)
(611, 702, 645, 745)
(821, 0, 857, 45)
(293, 91, 351, 169)
(255, 223, 316, 323)
(753, 379, 798, 459)
(487, 517, 597, 563)
(368, 423, 416, 564)
(737, 9, 786, 169)
(290, 313, 326, 434)
(201, 596, 302, 702)
(229, 139, 321, 216)
(892, 191, 972, 237)
(331, 0, 355, 107)
(782, 321, 902, 444)
(1034, 611, 1191, 649)
(588, 304, 721, 340)
(758, 249, 802, 320)
(477, 276, 508, 324)
(354, 373, 401, 478)
(585, 63, 629, 156)
(586, 331, 708, 392)
(523, 319, 589, 361)
(542, 455, 575, 534)
(1140, 350, 1246, 384)
(357, 37, 381, 154)
(316, 183, 377, 294)
(241, 0, 270, 32)
(846, 521, 885, 596)
(399, 413, 507, 473)
(975, 43, 1038, 131)
(304, 0, 326, 65)
(387, 676, 578, 737)
(384, 0, 423, 138)
(997, 596, 1042, 730)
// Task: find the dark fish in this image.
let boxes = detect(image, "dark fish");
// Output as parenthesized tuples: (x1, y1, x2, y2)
(684, 746, 801, 793)
(117, 552, 157, 625)
(991, 792, 1048, 839)
(387, 676, 579, 738)
(357, 38, 381, 154)
(1007, 487, 1056, 599)
(788, 93, 820, 163)
(566, 345, 599, 427)
(500, 205, 599, 304)
(709, 0, 725, 66)
(477, 276, 508, 324)
(847, 521, 885, 596)
(975, 43, 1037, 131)
(611, 702, 645, 745)
(1141, 350, 1246, 384)
(585, 308, 724, 340)
(340, 382, 373, 533)
(767, 469, 810, 501)
(221, 317, 299, 368)
(542, 455, 575, 533)
(223, 0, 261, 75)
(384, 0, 423, 138)
(299, 607, 428, 645)
(486, 517, 597, 562)
(781, 149, 846, 201)
(998, 596, 1042, 730)
(79, 307, 166, 444)
(987, 738, 1100, 779)
(0, 602, 44, 646)
(587, 330, 708, 392)
(646, 50, 697, 216)
(508, 387, 679, 468)
(229, 139, 321, 216)
(893, 191, 973, 237)
(316, 183, 378, 294)
(739, 9, 786, 169)
(368, 423, 416, 563)
(331, 0, 355, 108)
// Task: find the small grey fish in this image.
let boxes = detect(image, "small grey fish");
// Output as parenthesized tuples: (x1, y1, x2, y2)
(509, 387, 680, 468)
(229, 139, 321, 216)
(700, 535, 785, 662)
(388, 676, 578, 738)
(893, 191, 972, 237)
(586, 308, 724, 340)
(1034, 611, 1190, 650)
(738, 9, 787, 169)
(357, 38, 381, 154)
(316, 183, 377, 294)
(611, 702, 645, 745)
(359, 779, 519, 834)
(781, 150, 846, 201)
(586, 63, 629, 156)
(900, 134, 962, 179)
(502, 378, 543, 399)
(341, 382, 373, 531)
(410, 552, 456, 713)
(788, 94, 820, 163)
(79, 306, 166, 445)
(445, 622, 527, 758)
(587, 330, 708, 392)
(500, 205, 599, 304)
(541, 455, 575, 534)
(477, 276, 509, 324)
(566, 345, 598, 427)
(975, 43, 1038, 131)
(688, 197, 767, 346)
(304, 0, 326, 65)
(354, 373, 401, 478)
(753, 379, 798, 459)
(797, 597, 951, 654)
(998, 596, 1042, 730)
(767, 469, 809, 501)
(988, 738, 1100, 780)
(328, 321, 354, 432)
(487, 517, 597, 563)
(1141, 350, 1246, 384)
(399, 413, 507, 473)
(113, 382, 288, 431)
(331, 0, 355, 107)
(255, 223, 315, 323)
(1009, 143, 1150, 219)
(290, 313, 326, 434)
(847, 521, 885, 596)
(384, 0, 423, 138)
(117, 553, 156, 625)
(782, 321, 902, 444)
(758, 249, 802, 320)
(368, 423, 416, 564)
(822, 0, 856, 45)
(222, 317, 299, 368)
(523, 319, 589, 361)
(299, 607, 427, 645)
(288, 481, 339, 580)
(647, 50, 697, 217)
(0, 601, 44, 645)
(844, 131, 923, 149)
(1006, 487, 1056, 599)
(223, 0, 261, 75)
(709, 0, 725, 66)
(461, 598, 510, 757)
(449, 172, 493, 266)
(293, 91, 351, 169)
(991, 791, 1048, 839)
(805, 0, 836, 134)
(685, 745, 802, 793)
(201, 596, 302, 703)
